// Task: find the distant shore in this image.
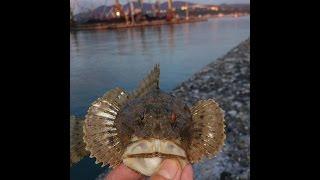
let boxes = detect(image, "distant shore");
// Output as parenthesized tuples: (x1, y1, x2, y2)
(70, 14, 249, 31)
(70, 17, 208, 31)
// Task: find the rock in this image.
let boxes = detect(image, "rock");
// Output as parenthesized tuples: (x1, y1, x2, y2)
(228, 110, 237, 117)
(193, 89, 199, 94)
(203, 75, 211, 81)
(220, 171, 233, 180)
(233, 101, 242, 109)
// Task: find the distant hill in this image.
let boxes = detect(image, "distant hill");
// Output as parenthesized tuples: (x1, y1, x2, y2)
(160, 1, 196, 9)
(73, 1, 249, 23)
(222, 3, 250, 8)
(219, 3, 250, 11)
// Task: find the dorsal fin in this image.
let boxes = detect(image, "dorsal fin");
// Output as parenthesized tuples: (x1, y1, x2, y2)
(131, 64, 160, 98)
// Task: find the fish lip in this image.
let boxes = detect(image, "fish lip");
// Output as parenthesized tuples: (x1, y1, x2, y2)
(122, 138, 188, 161)
(127, 138, 184, 149)
(124, 152, 187, 160)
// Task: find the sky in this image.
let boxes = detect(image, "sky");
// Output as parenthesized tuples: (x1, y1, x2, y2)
(71, 0, 250, 13)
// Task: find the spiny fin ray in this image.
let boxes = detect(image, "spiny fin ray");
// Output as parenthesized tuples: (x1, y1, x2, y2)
(70, 116, 90, 167)
(84, 87, 129, 168)
(131, 64, 160, 98)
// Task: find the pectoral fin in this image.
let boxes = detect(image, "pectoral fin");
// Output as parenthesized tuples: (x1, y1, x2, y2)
(187, 99, 226, 163)
(83, 87, 129, 168)
(70, 116, 89, 167)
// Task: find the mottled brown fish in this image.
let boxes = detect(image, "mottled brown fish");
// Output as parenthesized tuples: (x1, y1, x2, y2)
(70, 64, 226, 176)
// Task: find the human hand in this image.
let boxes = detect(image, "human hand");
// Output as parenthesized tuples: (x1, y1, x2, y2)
(106, 159, 194, 180)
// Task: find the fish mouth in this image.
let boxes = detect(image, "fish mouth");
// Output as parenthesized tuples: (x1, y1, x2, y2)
(125, 152, 187, 160)
(122, 138, 187, 159)
(122, 138, 188, 176)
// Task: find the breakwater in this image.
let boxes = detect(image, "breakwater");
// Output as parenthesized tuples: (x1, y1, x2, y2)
(172, 38, 250, 180)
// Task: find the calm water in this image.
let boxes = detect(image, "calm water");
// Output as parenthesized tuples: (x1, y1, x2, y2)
(70, 16, 250, 180)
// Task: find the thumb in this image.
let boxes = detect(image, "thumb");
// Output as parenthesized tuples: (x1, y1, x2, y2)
(150, 159, 182, 180)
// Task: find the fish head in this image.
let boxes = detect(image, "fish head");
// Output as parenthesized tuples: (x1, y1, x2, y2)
(116, 90, 192, 175)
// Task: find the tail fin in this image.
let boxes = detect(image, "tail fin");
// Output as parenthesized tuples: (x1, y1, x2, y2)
(131, 64, 160, 98)
(70, 116, 89, 167)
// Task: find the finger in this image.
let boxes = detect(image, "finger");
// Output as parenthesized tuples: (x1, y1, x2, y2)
(105, 164, 144, 180)
(181, 164, 193, 180)
(150, 159, 182, 180)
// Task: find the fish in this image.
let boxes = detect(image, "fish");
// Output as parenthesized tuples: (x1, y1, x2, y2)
(70, 64, 226, 176)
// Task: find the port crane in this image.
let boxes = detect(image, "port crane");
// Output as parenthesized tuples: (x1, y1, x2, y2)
(70, 0, 175, 25)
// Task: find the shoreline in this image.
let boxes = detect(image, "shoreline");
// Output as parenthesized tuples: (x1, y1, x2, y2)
(70, 17, 208, 31)
(172, 38, 250, 179)
(70, 14, 249, 31)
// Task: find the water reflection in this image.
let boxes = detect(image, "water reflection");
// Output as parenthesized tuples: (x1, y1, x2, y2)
(209, 19, 220, 43)
(115, 30, 129, 55)
(168, 25, 175, 51)
(70, 31, 79, 52)
(139, 28, 148, 53)
(182, 23, 190, 46)
(155, 26, 163, 45)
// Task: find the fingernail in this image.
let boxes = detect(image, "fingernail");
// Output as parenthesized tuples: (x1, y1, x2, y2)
(157, 159, 180, 179)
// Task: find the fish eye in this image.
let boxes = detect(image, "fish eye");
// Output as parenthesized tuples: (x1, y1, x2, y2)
(137, 112, 145, 127)
(140, 114, 144, 120)
(138, 111, 145, 120)
(171, 112, 177, 122)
